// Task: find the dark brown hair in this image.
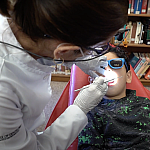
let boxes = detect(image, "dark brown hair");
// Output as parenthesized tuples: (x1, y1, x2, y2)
(0, 0, 128, 47)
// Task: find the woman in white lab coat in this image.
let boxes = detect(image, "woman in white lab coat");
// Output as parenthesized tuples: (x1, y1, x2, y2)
(0, 0, 128, 150)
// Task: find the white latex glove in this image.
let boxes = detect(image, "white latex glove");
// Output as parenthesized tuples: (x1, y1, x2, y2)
(73, 76, 108, 114)
(64, 55, 108, 78)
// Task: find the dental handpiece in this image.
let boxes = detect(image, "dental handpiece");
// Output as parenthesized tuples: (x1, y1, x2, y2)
(74, 76, 123, 92)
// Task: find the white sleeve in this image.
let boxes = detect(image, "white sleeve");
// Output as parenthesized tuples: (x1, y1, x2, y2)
(37, 105, 88, 150)
(0, 85, 88, 150)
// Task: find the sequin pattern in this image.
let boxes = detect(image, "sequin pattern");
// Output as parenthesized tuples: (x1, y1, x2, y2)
(78, 90, 150, 150)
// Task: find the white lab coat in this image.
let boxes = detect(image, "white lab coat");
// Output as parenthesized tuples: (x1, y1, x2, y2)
(0, 15, 88, 150)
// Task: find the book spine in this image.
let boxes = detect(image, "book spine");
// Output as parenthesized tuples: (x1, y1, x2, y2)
(131, 0, 135, 13)
(135, 21, 142, 43)
(143, 23, 148, 44)
(144, 67, 150, 79)
(131, 22, 137, 43)
(128, 0, 132, 14)
(136, 60, 149, 77)
(146, 19, 150, 45)
(127, 21, 133, 43)
(139, 0, 143, 13)
(134, 0, 140, 14)
(134, 59, 146, 73)
(147, 0, 150, 14)
(133, 58, 142, 69)
(141, 0, 148, 14)
(139, 24, 144, 44)
(129, 53, 140, 68)
(138, 64, 150, 79)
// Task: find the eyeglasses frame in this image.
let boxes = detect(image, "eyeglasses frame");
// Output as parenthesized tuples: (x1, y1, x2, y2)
(107, 58, 129, 71)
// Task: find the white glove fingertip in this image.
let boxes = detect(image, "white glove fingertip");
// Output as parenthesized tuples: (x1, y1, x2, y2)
(88, 70, 99, 78)
(96, 76, 105, 84)
(96, 68, 106, 76)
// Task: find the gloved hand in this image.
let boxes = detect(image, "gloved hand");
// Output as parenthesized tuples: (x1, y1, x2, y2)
(64, 55, 108, 78)
(73, 76, 108, 114)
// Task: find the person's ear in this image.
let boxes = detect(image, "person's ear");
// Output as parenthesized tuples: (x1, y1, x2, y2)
(54, 43, 80, 59)
(126, 70, 132, 83)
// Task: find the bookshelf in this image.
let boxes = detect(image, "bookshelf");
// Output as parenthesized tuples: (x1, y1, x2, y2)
(115, 43, 150, 47)
(52, 14, 150, 85)
(128, 14, 150, 17)
(113, 14, 150, 86)
(114, 43, 150, 52)
(140, 78, 150, 86)
(51, 74, 70, 82)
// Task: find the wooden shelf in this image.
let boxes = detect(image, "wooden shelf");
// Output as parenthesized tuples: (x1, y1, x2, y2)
(140, 78, 150, 86)
(128, 14, 150, 17)
(113, 43, 150, 53)
(52, 14, 150, 85)
(114, 43, 150, 48)
(51, 74, 70, 82)
(113, 13, 150, 86)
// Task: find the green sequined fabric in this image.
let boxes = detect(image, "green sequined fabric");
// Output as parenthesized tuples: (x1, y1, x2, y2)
(78, 89, 150, 150)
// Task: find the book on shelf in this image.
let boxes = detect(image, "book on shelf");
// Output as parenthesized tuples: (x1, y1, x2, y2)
(144, 67, 150, 79)
(134, 54, 146, 74)
(146, 19, 150, 44)
(136, 59, 150, 78)
(139, 0, 144, 14)
(129, 52, 150, 79)
(129, 52, 140, 68)
(135, 21, 142, 43)
(139, 23, 144, 44)
(133, 57, 142, 69)
(121, 21, 143, 44)
(131, 0, 135, 13)
(114, 18, 150, 45)
(141, 0, 148, 14)
(143, 21, 148, 44)
(128, 0, 150, 14)
(143, 18, 150, 45)
(147, 0, 150, 14)
(134, 0, 143, 14)
(52, 64, 71, 75)
(121, 19, 150, 45)
(128, 21, 137, 44)
(128, 0, 132, 14)
(131, 22, 137, 43)
(137, 62, 150, 78)
(126, 21, 133, 43)
(133, 0, 138, 14)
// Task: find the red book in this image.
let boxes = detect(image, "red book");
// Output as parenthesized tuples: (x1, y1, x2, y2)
(131, 22, 137, 43)
(141, 0, 148, 14)
(131, 0, 135, 13)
